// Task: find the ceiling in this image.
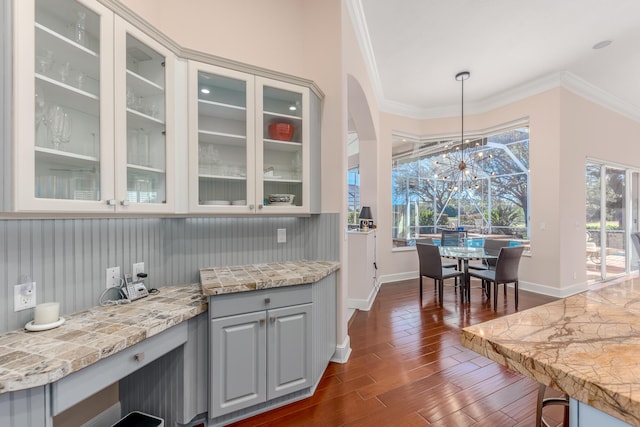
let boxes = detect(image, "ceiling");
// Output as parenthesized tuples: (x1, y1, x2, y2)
(348, 0, 640, 121)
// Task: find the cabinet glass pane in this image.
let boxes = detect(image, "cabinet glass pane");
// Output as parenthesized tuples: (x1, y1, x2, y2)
(34, 0, 101, 201)
(125, 34, 166, 204)
(262, 86, 303, 207)
(197, 71, 248, 206)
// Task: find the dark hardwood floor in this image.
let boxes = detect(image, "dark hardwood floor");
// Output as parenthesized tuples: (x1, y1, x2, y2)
(230, 278, 562, 426)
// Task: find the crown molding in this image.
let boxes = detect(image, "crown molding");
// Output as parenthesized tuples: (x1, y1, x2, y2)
(346, 0, 385, 107)
(560, 72, 640, 122)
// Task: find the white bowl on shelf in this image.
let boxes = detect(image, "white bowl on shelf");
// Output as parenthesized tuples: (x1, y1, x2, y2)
(267, 194, 295, 205)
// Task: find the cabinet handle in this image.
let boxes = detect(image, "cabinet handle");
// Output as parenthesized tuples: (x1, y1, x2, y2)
(264, 297, 271, 304)
(249, 204, 255, 210)
(134, 352, 145, 362)
(270, 316, 276, 324)
(106, 199, 116, 206)
(259, 319, 265, 326)
(120, 200, 130, 206)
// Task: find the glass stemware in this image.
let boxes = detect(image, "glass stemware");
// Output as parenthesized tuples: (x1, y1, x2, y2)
(36, 49, 54, 75)
(49, 105, 72, 150)
(59, 62, 71, 84)
(35, 84, 48, 147)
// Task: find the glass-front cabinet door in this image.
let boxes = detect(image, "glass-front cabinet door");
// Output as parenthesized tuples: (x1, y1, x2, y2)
(114, 17, 174, 213)
(188, 62, 255, 213)
(256, 77, 309, 214)
(15, 0, 115, 212)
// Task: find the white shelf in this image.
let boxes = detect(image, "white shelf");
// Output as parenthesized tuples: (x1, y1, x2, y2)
(127, 164, 165, 174)
(198, 99, 246, 121)
(126, 69, 164, 95)
(35, 146, 99, 169)
(264, 110, 303, 121)
(198, 130, 246, 146)
(36, 74, 100, 115)
(127, 108, 165, 126)
(264, 140, 302, 151)
(199, 174, 247, 181)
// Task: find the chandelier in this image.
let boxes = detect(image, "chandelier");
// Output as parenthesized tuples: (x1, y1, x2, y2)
(433, 71, 494, 192)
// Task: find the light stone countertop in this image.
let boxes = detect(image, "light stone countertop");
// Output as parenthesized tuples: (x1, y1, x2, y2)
(200, 260, 340, 296)
(0, 283, 206, 394)
(461, 278, 640, 426)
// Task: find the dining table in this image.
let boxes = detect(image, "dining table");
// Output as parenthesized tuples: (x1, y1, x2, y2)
(438, 246, 498, 303)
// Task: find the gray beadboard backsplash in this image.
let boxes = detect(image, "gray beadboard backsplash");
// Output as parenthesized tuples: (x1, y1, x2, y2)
(0, 213, 339, 333)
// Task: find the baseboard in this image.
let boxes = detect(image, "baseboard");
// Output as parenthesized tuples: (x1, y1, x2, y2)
(331, 334, 351, 364)
(347, 283, 380, 311)
(518, 280, 588, 298)
(380, 271, 418, 284)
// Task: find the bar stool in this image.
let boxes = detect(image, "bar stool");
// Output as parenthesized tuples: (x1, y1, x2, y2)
(536, 384, 570, 427)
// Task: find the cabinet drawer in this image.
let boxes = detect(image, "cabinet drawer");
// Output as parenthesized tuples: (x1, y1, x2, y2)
(51, 321, 187, 416)
(209, 284, 312, 318)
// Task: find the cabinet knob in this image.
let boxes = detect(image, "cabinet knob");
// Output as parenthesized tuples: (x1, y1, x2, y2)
(270, 316, 276, 324)
(134, 352, 144, 362)
(259, 319, 265, 326)
(264, 297, 271, 304)
(120, 200, 130, 206)
(249, 204, 255, 210)
(106, 199, 116, 206)
(258, 204, 264, 209)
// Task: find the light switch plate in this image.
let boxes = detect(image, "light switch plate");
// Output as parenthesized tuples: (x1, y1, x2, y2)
(277, 228, 286, 243)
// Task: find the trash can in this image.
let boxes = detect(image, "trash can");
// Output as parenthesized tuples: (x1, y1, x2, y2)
(112, 411, 164, 427)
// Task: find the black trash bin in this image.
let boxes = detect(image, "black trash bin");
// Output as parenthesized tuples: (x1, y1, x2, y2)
(112, 411, 164, 427)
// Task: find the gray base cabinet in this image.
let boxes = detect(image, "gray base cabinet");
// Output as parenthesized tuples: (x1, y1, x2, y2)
(209, 285, 312, 418)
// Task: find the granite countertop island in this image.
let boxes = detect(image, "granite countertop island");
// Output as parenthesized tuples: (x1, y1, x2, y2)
(0, 284, 206, 394)
(200, 260, 340, 296)
(461, 279, 640, 426)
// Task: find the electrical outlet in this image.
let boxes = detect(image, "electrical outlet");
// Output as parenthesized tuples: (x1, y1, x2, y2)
(105, 266, 121, 289)
(132, 262, 144, 278)
(14, 282, 36, 312)
(277, 228, 286, 243)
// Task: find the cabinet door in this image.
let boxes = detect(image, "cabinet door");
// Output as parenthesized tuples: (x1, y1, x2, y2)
(267, 303, 312, 399)
(114, 17, 174, 213)
(188, 62, 256, 213)
(14, 0, 115, 212)
(256, 77, 310, 214)
(210, 311, 266, 417)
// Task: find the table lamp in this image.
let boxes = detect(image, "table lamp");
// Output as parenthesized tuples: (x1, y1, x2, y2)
(359, 206, 373, 230)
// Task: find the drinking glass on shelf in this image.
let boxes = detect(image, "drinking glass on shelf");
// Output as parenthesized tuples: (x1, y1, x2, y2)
(137, 129, 150, 167)
(75, 71, 86, 90)
(59, 62, 71, 84)
(36, 49, 54, 75)
(126, 87, 136, 109)
(75, 10, 87, 47)
(49, 106, 71, 150)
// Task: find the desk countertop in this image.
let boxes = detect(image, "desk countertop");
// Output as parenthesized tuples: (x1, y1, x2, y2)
(0, 284, 206, 394)
(200, 260, 340, 296)
(461, 278, 640, 425)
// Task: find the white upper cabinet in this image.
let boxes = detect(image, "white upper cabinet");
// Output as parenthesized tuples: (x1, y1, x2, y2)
(188, 63, 312, 214)
(113, 17, 175, 213)
(13, 0, 175, 213)
(12, 0, 319, 215)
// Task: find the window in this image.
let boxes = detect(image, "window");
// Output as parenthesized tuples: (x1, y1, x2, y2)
(391, 125, 529, 247)
(348, 167, 360, 226)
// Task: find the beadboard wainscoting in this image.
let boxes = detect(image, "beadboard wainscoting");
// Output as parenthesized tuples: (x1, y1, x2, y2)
(0, 213, 339, 334)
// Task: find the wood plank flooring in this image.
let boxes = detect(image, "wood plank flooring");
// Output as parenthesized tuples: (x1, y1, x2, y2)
(230, 278, 562, 426)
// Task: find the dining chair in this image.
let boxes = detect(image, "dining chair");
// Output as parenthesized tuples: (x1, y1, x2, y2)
(416, 243, 464, 306)
(468, 246, 524, 311)
(468, 239, 510, 271)
(440, 229, 468, 247)
(417, 237, 458, 270)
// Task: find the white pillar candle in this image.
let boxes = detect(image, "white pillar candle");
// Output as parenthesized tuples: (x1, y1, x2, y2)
(34, 302, 60, 325)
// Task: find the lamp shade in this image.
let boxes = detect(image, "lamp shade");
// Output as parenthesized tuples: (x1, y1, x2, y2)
(359, 206, 372, 220)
